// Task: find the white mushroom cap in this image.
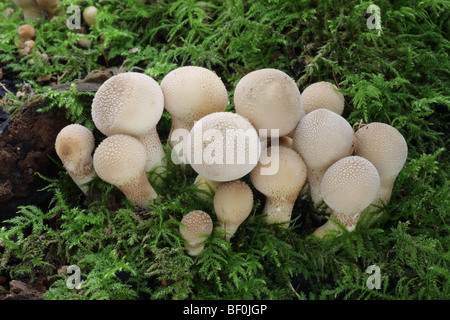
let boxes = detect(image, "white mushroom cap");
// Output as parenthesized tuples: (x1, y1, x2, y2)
(314, 156, 380, 238)
(55, 124, 95, 194)
(82, 6, 98, 27)
(93, 134, 157, 208)
(292, 108, 354, 208)
(300, 81, 345, 115)
(250, 146, 307, 225)
(91, 72, 165, 173)
(234, 68, 304, 137)
(185, 112, 261, 182)
(213, 180, 253, 240)
(13, 0, 44, 19)
(179, 210, 213, 256)
(354, 122, 408, 205)
(160, 66, 228, 142)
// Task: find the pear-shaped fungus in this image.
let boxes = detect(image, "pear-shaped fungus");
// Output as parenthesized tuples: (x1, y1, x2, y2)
(313, 156, 380, 238)
(213, 180, 253, 240)
(354, 122, 408, 206)
(160, 66, 228, 149)
(300, 81, 345, 115)
(93, 134, 157, 209)
(292, 108, 354, 208)
(250, 146, 307, 225)
(185, 112, 261, 182)
(55, 124, 95, 195)
(91, 72, 166, 175)
(17, 24, 35, 56)
(179, 210, 213, 256)
(234, 68, 304, 138)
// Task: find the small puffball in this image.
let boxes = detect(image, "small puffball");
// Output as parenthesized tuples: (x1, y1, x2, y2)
(18, 24, 35, 41)
(250, 146, 307, 225)
(314, 156, 380, 238)
(292, 108, 354, 208)
(213, 180, 253, 240)
(300, 81, 345, 115)
(91, 72, 166, 174)
(179, 210, 213, 256)
(83, 6, 98, 27)
(354, 122, 408, 206)
(55, 124, 95, 194)
(93, 134, 157, 208)
(185, 112, 261, 182)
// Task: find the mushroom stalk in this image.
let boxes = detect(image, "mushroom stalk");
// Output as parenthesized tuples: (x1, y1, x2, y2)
(118, 172, 157, 208)
(262, 196, 296, 225)
(13, 0, 44, 19)
(313, 208, 362, 238)
(306, 167, 328, 208)
(138, 126, 167, 176)
(375, 176, 397, 206)
(68, 167, 96, 195)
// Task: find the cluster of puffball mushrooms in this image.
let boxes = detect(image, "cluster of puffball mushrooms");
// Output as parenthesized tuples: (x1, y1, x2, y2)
(11, 1, 99, 55)
(55, 66, 408, 256)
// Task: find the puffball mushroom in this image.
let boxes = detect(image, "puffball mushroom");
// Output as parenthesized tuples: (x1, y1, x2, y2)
(250, 146, 307, 225)
(55, 124, 95, 195)
(82, 6, 98, 27)
(234, 68, 304, 138)
(91, 72, 166, 174)
(13, 0, 43, 19)
(292, 108, 354, 208)
(313, 156, 380, 238)
(17, 24, 35, 56)
(354, 122, 408, 206)
(18, 24, 35, 41)
(93, 134, 157, 209)
(185, 112, 261, 182)
(213, 180, 253, 240)
(160, 66, 228, 146)
(179, 210, 213, 256)
(300, 81, 345, 115)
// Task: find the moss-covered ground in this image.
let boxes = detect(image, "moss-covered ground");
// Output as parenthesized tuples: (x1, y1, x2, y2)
(0, 0, 448, 300)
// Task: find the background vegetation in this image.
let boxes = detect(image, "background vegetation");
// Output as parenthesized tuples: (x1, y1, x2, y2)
(0, 0, 449, 300)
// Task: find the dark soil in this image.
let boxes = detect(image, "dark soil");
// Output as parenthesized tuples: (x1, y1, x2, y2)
(0, 96, 70, 222)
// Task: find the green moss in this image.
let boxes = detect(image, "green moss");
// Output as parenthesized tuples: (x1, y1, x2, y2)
(0, 0, 449, 300)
